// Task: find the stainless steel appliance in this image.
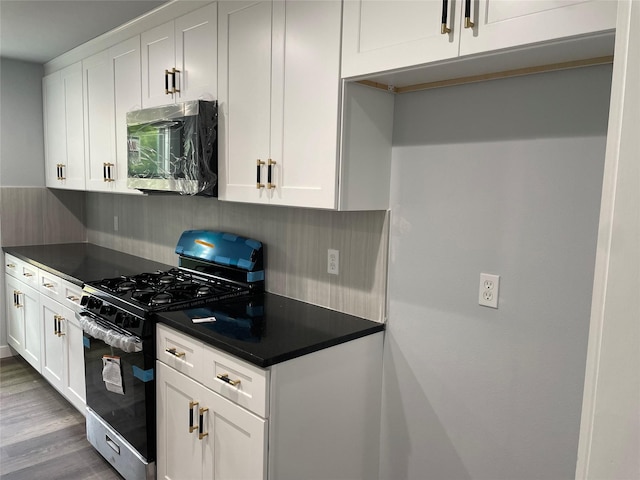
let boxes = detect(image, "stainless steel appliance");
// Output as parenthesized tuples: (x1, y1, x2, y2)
(78, 231, 264, 480)
(126, 100, 218, 196)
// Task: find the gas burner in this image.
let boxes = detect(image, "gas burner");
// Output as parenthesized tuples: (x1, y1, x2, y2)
(197, 285, 212, 296)
(117, 280, 136, 292)
(151, 292, 173, 305)
(158, 275, 176, 285)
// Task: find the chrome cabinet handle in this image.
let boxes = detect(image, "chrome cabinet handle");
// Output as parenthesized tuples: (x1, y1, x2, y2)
(43, 283, 54, 288)
(216, 373, 241, 387)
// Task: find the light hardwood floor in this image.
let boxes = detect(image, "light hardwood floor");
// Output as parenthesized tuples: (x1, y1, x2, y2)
(0, 355, 122, 480)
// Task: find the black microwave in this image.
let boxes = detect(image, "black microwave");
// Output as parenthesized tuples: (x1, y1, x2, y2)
(126, 100, 217, 196)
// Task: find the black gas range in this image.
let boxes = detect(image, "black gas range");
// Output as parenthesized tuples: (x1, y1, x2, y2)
(78, 230, 264, 480)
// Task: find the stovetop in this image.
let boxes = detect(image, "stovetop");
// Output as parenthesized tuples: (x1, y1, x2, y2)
(84, 267, 253, 313)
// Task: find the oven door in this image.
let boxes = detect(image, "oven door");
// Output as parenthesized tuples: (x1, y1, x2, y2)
(82, 317, 155, 461)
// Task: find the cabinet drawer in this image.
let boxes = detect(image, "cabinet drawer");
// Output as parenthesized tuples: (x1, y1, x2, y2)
(200, 344, 270, 418)
(61, 280, 83, 312)
(156, 324, 204, 380)
(39, 270, 63, 302)
(5, 254, 39, 288)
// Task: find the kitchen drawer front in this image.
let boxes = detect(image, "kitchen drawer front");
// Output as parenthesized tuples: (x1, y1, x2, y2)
(156, 324, 204, 380)
(61, 280, 83, 312)
(5, 254, 39, 288)
(200, 344, 269, 418)
(39, 270, 63, 302)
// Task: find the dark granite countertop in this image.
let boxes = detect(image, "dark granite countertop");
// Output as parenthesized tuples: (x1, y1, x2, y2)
(3, 243, 384, 367)
(156, 293, 384, 367)
(3, 243, 173, 287)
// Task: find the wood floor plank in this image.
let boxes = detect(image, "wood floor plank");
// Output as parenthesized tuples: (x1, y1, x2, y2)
(0, 356, 123, 479)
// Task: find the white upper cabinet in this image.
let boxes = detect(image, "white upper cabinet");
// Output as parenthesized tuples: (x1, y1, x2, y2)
(218, 0, 393, 210)
(458, 0, 618, 56)
(83, 36, 143, 194)
(341, 0, 617, 78)
(341, 0, 461, 78)
(43, 62, 86, 190)
(141, 3, 217, 107)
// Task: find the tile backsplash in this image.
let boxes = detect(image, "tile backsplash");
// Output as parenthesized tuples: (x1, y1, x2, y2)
(86, 193, 389, 322)
(0, 187, 86, 246)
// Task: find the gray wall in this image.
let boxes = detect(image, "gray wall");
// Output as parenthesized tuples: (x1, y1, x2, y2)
(380, 65, 611, 479)
(0, 58, 45, 187)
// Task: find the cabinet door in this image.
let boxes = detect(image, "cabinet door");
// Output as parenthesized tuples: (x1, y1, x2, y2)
(19, 283, 41, 372)
(175, 3, 217, 103)
(43, 71, 66, 188)
(269, 0, 342, 209)
(6, 276, 26, 355)
(157, 361, 203, 480)
(218, 1, 273, 204)
(41, 295, 65, 392)
(83, 50, 116, 192)
(64, 303, 86, 413)
(200, 382, 267, 480)
(60, 62, 86, 190)
(459, 0, 617, 56)
(341, 0, 462, 78)
(112, 36, 143, 194)
(142, 21, 176, 107)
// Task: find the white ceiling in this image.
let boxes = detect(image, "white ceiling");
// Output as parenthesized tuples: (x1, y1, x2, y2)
(0, 0, 169, 64)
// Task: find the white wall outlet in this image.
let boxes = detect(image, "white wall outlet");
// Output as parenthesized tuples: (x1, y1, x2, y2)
(328, 249, 339, 275)
(479, 273, 500, 308)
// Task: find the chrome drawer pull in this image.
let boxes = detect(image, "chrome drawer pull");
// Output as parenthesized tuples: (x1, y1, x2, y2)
(166, 347, 186, 358)
(216, 373, 241, 386)
(43, 283, 54, 288)
(66, 295, 80, 302)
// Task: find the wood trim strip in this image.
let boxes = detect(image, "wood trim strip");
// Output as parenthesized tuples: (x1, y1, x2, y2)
(356, 56, 614, 94)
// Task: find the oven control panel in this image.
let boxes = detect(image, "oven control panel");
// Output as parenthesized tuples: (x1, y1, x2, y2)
(80, 294, 147, 337)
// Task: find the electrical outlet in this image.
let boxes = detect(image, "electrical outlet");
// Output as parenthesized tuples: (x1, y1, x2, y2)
(328, 249, 339, 275)
(479, 273, 500, 308)
(114, 216, 119, 232)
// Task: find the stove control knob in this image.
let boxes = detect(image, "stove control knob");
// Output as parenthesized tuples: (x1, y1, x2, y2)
(102, 305, 115, 316)
(88, 297, 102, 310)
(121, 315, 131, 328)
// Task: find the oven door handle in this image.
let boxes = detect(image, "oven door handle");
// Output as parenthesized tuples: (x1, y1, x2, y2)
(77, 311, 143, 353)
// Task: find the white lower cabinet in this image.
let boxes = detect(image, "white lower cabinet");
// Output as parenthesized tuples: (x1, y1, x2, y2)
(4, 253, 85, 414)
(5, 275, 41, 372)
(40, 295, 86, 413)
(157, 323, 383, 480)
(157, 361, 267, 480)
